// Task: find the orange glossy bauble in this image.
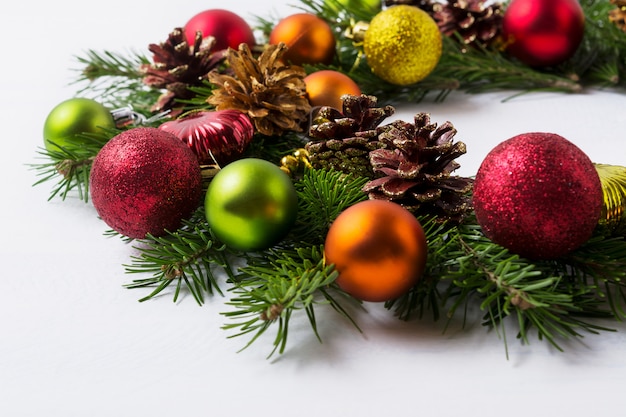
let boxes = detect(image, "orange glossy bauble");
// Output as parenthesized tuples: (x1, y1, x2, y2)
(325, 200, 428, 302)
(269, 13, 335, 66)
(304, 70, 361, 110)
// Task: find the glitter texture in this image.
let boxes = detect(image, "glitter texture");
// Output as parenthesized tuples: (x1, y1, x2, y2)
(473, 132, 603, 260)
(595, 163, 626, 236)
(159, 110, 254, 166)
(90, 127, 203, 239)
(364, 5, 442, 86)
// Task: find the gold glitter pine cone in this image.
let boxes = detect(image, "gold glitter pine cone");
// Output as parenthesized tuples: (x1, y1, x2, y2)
(207, 43, 311, 137)
(305, 95, 395, 178)
(362, 112, 473, 222)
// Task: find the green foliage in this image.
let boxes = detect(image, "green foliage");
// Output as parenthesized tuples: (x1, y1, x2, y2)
(30, 130, 115, 202)
(388, 216, 626, 357)
(124, 207, 235, 305)
(289, 168, 369, 245)
(223, 245, 359, 357)
(74, 49, 160, 112)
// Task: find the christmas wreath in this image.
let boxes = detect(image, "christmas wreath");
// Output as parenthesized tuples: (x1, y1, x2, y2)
(32, 0, 626, 358)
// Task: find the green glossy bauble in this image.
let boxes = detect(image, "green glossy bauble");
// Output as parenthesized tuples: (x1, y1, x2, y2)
(205, 158, 298, 251)
(326, 0, 380, 15)
(43, 98, 115, 151)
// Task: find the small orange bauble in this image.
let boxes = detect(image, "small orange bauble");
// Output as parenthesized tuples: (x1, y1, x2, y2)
(324, 200, 428, 302)
(269, 13, 336, 66)
(304, 70, 361, 110)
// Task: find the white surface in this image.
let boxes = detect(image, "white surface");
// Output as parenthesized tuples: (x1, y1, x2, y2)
(3, 1, 626, 416)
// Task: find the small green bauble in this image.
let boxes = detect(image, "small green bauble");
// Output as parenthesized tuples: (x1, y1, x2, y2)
(205, 158, 298, 251)
(43, 97, 115, 151)
(326, 0, 380, 15)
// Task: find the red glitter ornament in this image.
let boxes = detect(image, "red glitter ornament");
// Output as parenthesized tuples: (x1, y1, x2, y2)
(502, 0, 585, 67)
(90, 127, 203, 239)
(473, 132, 603, 260)
(158, 110, 254, 166)
(183, 9, 255, 51)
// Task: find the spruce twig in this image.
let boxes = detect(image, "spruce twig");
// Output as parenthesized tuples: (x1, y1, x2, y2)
(124, 207, 235, 305)
(223, 245, 360, 357)
(30, 131, 113, 202)
(73, 49, 161, 112)
(440, 220, 620, 356)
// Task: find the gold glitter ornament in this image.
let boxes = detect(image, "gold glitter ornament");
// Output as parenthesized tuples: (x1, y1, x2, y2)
(363, 5, 442, 86)
(595, 164, 626, 236)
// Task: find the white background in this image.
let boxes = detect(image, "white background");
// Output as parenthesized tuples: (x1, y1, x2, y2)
(3, 1, 626, 416)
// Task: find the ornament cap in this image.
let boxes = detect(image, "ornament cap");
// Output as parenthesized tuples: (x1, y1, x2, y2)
(344, 21, 370, 43)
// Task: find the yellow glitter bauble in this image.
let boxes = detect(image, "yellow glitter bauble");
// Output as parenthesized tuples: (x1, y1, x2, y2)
(595, 163, 626, 236)
(364, 5, 442, 86)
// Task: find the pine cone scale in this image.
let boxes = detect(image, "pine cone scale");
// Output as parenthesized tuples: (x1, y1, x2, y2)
(208, 43, 310, 136)
(364, 112, 473, 222)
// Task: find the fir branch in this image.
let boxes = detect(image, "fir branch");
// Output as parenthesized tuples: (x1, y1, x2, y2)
(124, 207, 236, 305)
(222, 245, 360, 357)
(436, 36, 583, 96)
(569, 0, 626, 86)
(564, 235, 626, 320)
(289, 168, 369, 245)
(73, 49, 161, 112)
(441, 220, 616, 356)
(30, 131, 113, 202)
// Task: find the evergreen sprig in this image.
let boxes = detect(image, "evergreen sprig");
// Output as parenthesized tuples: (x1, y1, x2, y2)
(124, 207, 236, 305)
(223, 245, 359, 357)
(73, 49, 160, 111)
(439, 221, 625, 356)
(289, 168, 369, 245)
(30, 131, 114, 202)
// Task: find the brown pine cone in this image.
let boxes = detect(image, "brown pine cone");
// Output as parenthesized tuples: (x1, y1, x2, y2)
(383, 0, 435, 13)
(208, 43, 311, 137)
(305, 95, 395, 177)
(610, 0, 626, 32)
(363, 112, 473, 222)
(432, 0, 504, 46)
(141, 28, 226, 114)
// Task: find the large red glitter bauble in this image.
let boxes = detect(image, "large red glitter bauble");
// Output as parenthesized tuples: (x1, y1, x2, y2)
(183, 9, 255, 51)
(473, 132, 603, 260)
(90, 127, 203, 239)
(158, 110, 254, 166)
(502, 0, 585, 67)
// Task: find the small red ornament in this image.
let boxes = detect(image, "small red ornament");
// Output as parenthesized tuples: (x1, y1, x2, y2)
(324, 200, 427, 302)
(502, 0, 585, 67)
(158, 110, 254, 166)
(269, 13, 335, 66)
(473, 132, 603, 260)
(90, 127, 203, 239)
(183, 9, 255, 51)
(304, 70, 361, 110)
